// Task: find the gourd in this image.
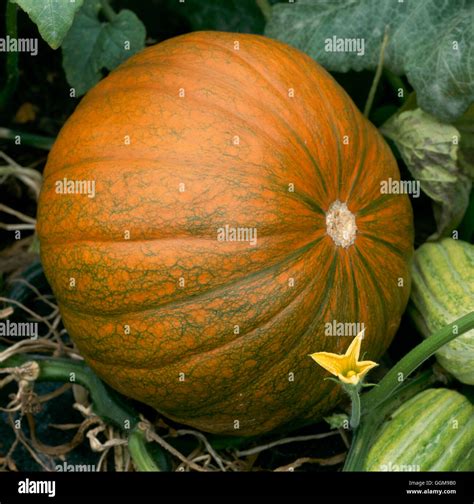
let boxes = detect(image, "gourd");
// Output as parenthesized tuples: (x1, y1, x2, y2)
(365, 388, 474, 471)
(410, 238, 474, 384)
(36, 32, 413, 435)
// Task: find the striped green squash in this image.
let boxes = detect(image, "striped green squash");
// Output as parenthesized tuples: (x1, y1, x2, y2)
(365, 388, 474, 471)
(410, 238, 474, 384)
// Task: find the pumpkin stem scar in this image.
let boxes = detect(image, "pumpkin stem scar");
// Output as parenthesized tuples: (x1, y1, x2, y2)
(326, 200, 357, 248)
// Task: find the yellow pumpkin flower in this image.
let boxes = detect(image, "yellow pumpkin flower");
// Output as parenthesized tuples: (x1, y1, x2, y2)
(309, 331, 378, 385)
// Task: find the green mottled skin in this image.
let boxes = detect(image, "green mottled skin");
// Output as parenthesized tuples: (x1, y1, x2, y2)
(365, 388, 474, 471)
(410, 238, 474, 384)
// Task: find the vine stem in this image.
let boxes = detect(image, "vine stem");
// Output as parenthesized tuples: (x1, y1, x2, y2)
(0, 1, 20, 110)
(363, 26, 389, 118)
(0, 347, 166, 470)
(0, 348, 138, 428)
(256, 0, 272, 21)
(128, 427, 162, 471)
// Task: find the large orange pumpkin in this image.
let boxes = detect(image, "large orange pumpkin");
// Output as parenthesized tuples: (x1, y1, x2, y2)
(37, 32, 413, 436)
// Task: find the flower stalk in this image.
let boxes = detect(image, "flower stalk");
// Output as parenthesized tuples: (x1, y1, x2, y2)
(347, 385, 361, 429)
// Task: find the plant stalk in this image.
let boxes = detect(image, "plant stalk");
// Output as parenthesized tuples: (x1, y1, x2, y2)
(128, 427, 162, 472)
(363, 27, 389, 118)
(256, 0, 272, 21)
(349, 387, 361, 429)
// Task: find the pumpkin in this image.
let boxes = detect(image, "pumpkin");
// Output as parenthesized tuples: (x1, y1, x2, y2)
(365, 388, 474, 471)
(410, 238, 474, 384)
(36, 32, 413, 436)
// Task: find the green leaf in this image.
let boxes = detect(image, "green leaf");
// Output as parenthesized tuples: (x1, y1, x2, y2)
(169, 0, 265, 33)
(11, 0, 83, 49)
(265, 0, 474, 122)
(381, 108, 471, 239)
(62, 0, 146, 96)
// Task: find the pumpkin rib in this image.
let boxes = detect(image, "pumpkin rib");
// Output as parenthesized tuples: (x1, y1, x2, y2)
(187, 37, 322, 128)
(39, 157, 324, 246)
(40, 223, 323, 245)
(40, 155, 123, 180)
(155, 246, 340, 417)
(196, 39, 329, 193)
(44, 226, 326, 317)
(218, 248, 342, 423)
(356, 194, 396, 217)
(142, 79, 329, 207)
(287, 189, 325, 215)
(80, 242, 332, 374)
(43, 148, 305, 182)
(290, 247, 338, 340)
(353, 246, 390, 338)
(358, 232, 409, 260)
(350, 125, 403, 216)
(269, 45, 367, 204)
(348, 252, 361, 327)
(42, 157, 324, 226)
(48, 97, 327, 214)
(80, 244, 340, 424)
(90, 80, 327, 198)
(93, 60, 328, 197)
(55, 235, 326, 317)
(55, 233, 336, 378)
(345, 116, 370, 202)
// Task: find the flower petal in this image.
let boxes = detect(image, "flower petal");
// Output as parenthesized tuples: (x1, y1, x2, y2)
(309, 351, 347, 377)
(344, 332, 364, 369)
(356, 360, 379, 379)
